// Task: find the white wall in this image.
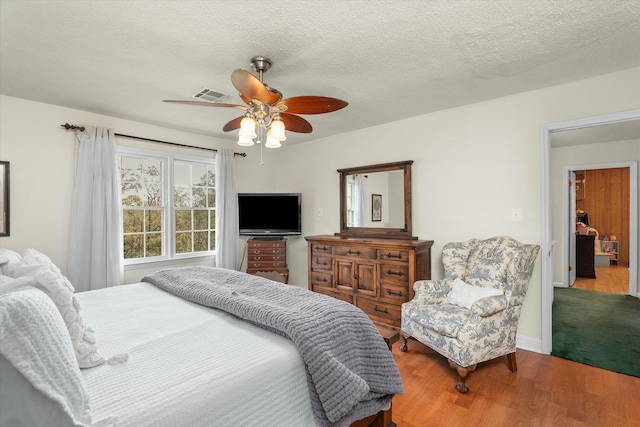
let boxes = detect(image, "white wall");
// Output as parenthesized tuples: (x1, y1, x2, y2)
(550, 139, 640, 285)
(0, 95, 276, 283)
(276, 67, 640, 345)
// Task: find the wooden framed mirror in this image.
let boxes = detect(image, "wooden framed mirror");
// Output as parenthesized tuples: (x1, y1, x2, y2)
(337, 160, 415, 239)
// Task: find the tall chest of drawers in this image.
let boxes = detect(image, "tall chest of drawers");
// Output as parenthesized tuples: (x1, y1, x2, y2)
(246, 237, 289, 283)
(305, 235, 433, 328)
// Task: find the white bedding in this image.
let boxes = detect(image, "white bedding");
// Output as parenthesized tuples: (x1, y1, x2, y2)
(77, 282, 317, 427)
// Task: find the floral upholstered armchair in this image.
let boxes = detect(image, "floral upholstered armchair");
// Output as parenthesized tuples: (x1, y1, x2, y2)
(400, 236, 539, 393)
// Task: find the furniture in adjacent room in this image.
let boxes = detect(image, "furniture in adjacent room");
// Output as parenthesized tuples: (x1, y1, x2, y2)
(600, 240, 619, 265)
(306, 234, 433, 328)
(246, 236, 289, 283)
(576, 233, 596, 278)
(400, 236, 540, 393)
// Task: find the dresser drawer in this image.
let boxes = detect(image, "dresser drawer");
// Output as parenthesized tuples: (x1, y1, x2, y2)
(356, 297, 401, 327)
(247, 253, 286, 262)
(249, 247, 286, 256)
(248, 241, 286, 249)
(311, 243, 333, 255)
(379, 263, 409, 284)
(310, 255, 332, 272)
(247, 260, 286, 269)
(334, 246, 376, 259)
(310, 271, 332, 288)
(380, 282, 409, 304)
(378, 249, 409, 261)
(312, 286, 353, 304)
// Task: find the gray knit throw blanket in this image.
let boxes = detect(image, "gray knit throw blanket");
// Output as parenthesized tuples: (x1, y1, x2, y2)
(142, 267, 403, 427)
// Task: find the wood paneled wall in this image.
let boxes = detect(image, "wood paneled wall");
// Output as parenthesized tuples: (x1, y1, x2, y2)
(576, 167, 630, 265)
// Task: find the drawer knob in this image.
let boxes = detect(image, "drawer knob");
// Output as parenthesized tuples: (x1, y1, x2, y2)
(314, 258, 328, 266)
(386, 269, 404, 276)
(347, 249, 361, 255)
(254, 256, 261, 260)
(374, 306, 388, 313)
(386, 289, 403, 296)
(314, 276, 328, 283)
(386, 252, 402, 259)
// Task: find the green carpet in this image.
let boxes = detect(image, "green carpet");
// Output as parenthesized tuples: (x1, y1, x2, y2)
(552, 287, 640, 377)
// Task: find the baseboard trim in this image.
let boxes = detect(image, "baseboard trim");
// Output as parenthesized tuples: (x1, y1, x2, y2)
(516, 334, 543, 354)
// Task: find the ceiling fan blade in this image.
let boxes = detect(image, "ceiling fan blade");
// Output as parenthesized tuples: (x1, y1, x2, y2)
(231, 69, 270, 104)
(265, 85, 283, 104)
(281, 113, 313, 133)
(277, 96, 348, 115)
(223, 116, 244, 132)
(163, 100, 246, 110)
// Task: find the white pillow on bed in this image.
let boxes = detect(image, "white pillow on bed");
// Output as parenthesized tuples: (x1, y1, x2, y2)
(0, 288, 93, 426)
(446, 278, 504, 309)
(5, 249, 106, 369)
(34, 270, 106, 368)
(0, 248, 22, 276)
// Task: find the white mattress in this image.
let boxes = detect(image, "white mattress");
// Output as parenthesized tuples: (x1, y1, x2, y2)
(76, 282, 317, 427)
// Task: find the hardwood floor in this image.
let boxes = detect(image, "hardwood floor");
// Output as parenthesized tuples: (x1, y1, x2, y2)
(572, 265, 629, 294)
(390, 340, 640, 426)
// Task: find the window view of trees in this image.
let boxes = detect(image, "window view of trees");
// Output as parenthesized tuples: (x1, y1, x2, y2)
(173, 161, 216, 254)
(119, 154, 216, 261)
(121, 156, 164, 259)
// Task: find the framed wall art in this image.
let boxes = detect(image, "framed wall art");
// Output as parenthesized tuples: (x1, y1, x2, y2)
(372, 194, 382, 222)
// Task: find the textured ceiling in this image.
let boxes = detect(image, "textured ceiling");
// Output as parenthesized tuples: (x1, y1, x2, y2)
(1, 1, 639, 145)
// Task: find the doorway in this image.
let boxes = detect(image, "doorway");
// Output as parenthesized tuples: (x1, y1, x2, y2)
(564, 166, 633, 295)
(563, 164, 631, 295)
(540, 109, 640, 354)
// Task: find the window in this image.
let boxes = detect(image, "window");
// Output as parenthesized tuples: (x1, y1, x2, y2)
(346, 177, 355, 226)
(118, 147, 216, 265)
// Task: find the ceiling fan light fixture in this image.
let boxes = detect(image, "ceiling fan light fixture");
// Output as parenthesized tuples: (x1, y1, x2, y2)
(269, 118, 286, 141)
(237, 135, 255, 146)
(265, 130, 282, 148)
(238, 116, 257, 139)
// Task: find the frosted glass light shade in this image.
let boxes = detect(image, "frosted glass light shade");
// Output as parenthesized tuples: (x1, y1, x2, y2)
(269, 119, 286, 141)
(237, 135, 255, 146)
(238, 117, 257, 138)
(265, 131, 282, 148)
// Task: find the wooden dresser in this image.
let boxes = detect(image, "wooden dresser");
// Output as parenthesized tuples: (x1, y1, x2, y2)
(576, 234, 596, 278)
(246, 237, 289, 283)
(305, 235, 433, 328)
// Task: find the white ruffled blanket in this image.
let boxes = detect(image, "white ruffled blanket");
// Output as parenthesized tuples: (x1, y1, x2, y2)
(0, 288, 93, 426)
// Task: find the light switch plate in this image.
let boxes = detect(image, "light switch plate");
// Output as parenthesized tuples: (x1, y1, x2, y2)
(511, 208, 522, 222)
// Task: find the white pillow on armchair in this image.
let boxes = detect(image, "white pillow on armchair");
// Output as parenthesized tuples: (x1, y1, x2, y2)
(446, 278, 504, 309)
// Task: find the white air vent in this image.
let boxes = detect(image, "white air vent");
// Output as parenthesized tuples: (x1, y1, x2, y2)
(192, 88, 230, 103)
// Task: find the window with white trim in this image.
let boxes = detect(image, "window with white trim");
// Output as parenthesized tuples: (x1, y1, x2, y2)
(118, 147, 216, 265)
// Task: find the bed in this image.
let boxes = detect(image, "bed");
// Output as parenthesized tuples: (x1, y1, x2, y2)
(0, 249, 402, 427)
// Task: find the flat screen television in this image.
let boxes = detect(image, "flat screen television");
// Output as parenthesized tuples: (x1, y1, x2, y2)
(238, 193, 302, 236)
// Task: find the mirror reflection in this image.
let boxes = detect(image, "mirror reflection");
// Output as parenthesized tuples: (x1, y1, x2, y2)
(345, 170, 405, 228)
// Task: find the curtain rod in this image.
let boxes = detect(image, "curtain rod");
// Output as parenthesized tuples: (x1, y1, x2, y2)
(60, 123, 246, 157)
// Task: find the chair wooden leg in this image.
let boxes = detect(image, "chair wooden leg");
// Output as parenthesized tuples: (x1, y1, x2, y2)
(399, 332, 410, 352)
(448, 360, 476, 394)
(507, 351, 517, 372)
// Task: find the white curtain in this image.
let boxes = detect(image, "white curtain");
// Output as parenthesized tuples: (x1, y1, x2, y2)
(353, 175, 366, 227)
(67, 127, 123, 291)
(215, 148, 239, 270)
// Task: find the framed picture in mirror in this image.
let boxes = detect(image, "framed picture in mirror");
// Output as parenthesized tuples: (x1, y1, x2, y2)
(372, 194, 382, 222)
(0, 161, 9, 237)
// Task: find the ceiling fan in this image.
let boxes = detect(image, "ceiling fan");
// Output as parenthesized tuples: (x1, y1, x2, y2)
(163, 56, 348, 148)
